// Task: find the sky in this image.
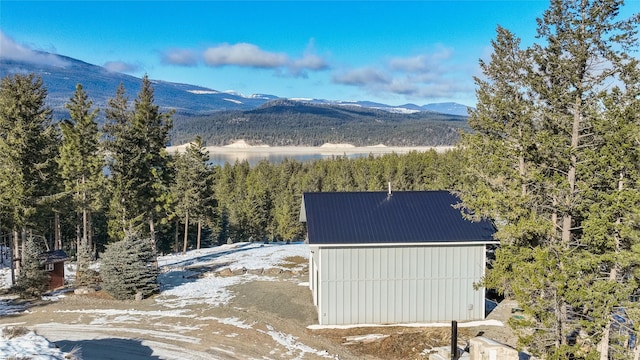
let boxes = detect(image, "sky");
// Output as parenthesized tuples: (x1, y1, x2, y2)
(1, 1, 639, 107)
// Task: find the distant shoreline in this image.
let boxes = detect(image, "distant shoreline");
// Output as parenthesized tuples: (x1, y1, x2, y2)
(167, 140, 456, 155)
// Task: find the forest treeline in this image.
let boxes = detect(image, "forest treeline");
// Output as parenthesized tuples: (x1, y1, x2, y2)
(171, 99, 469, 147)
(0, 71, 466, 260)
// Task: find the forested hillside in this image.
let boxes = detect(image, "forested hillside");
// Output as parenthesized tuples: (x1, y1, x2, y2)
(0, 71, 468, 285)
(171, 99, 469, 146)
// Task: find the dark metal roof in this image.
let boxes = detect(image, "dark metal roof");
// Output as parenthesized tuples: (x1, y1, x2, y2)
(39, 250, 69, 264)
(301, 191, 495, 245)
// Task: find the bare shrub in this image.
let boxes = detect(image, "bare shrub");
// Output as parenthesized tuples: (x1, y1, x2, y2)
(2, 326, 30, 339)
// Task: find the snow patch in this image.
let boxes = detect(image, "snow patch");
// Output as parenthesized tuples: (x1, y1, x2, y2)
(0, 328, 78, 359)
(260, 324, 336, 359)
(186, 90, 220, 95)
(223, 98, 243, 104)
(224, 139, 253, 148)
(320, 143, 356, 148)
(0, 299, 31, 317)
(200, 316, 255, 329)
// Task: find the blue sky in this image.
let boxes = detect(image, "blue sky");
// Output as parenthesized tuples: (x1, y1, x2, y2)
(1, 1, 638, 106)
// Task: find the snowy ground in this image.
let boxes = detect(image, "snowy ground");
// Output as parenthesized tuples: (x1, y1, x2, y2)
(0, 242, 334, 359)
(0, 242, 505, 359)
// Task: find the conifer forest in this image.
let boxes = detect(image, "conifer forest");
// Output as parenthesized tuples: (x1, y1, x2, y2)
(1, 0, 640, 358)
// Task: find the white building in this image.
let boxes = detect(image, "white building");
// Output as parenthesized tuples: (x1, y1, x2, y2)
(300, 190, 497, 325)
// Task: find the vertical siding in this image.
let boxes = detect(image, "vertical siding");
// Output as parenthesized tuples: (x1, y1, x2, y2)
(318, 245, 486, 325)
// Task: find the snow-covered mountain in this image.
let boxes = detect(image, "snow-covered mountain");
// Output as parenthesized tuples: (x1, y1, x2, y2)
(0, 51, 470, 118)
(299, 99, 472, 117)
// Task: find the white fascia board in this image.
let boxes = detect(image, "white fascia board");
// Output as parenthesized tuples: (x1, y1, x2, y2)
(308, 241, 499, 248)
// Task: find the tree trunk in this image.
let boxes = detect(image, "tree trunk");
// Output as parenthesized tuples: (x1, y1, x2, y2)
(82, 207, 88, 248)
(20, 227, 26, 276)
(149, 215, 158, 269)
(174, 219, 179, 253)
(82, 175, 88, 248)
(599, 173, 626, 359)
(76, 222, 81, 254)
(54, 212, 61, 250)
(12, 228, 19, 277)
(88, 211, 94, 260)
(555, 290, 563, 349)
(9, 230, 15, 285)
(148, 216, 156, 252)
(197, 219, 202, 250)
(183, 211, 189, 254)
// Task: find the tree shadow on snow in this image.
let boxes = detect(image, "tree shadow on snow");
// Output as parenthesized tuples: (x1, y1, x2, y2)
(55, 337, 161, 360)
(157, 242, 260, 292)
(161, 242, 256, 269)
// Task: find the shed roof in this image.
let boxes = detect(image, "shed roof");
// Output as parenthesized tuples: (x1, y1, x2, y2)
(39, 250, 69, 264)
(301, 191, 495, 245)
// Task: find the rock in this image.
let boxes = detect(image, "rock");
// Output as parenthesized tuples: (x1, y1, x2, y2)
(74, 287, 96, 295)
(217, 268, 234, 277)
(264, 268, 282, 275)
(232, 267, 247, 275)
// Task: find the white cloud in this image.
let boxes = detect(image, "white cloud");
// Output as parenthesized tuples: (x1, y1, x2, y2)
(103, 61, 140, 73)
(388, 47, 453, 73)
(161, 48, 199, 66)
(332, 67, 391, 86)
(288, 39, 330, 77)
(203, 43, 288, 68)
(331, 46, 475, 102)
(291, 53, 328, 72)
(165, 40, 329, 78)
(0, 31, 68, 67)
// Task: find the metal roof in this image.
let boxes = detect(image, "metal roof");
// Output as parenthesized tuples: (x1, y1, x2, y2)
(39, 250, 69, 264)
(301, 191, 495, 245)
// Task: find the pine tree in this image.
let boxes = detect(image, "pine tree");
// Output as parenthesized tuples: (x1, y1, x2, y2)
(103, 76, 173, 248)
(0, 74, 59, 274)
(15, 234, 48, 298)
(103, 83, 135, 239)
(243, 160, 274, 241)
(100, 231, 158, 300)
(58, 83, 103, 261)
(459, 1, 640, 358)
(171, 137, 215, 252)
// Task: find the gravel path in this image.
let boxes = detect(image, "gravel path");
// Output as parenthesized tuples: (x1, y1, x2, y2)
(0, 270, 515, 359)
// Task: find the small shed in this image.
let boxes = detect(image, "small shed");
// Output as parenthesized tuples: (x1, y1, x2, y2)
(300, 190, 497, 325)
(39, 250, 68, 290)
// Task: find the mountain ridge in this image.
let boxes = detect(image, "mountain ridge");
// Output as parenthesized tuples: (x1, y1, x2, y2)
(0, 51, 472, 118)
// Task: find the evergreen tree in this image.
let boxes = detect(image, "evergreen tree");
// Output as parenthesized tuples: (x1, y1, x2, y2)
(243, 160, 274, 241)
(171, 137, 215, 252)
(0, 74, 59, 274)
(15, 234, 48, 298)
(131, 75, 173, 247)
(100, 231, 158, 300)
(273, 158, 304, 241)
(103, 76, 173, 248)
(103, 83, 135, 239)
(459, 1, 640, 358)
(58, 83, 103, 262)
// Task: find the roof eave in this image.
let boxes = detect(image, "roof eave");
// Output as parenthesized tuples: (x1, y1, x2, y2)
(308, 240, 499, 248)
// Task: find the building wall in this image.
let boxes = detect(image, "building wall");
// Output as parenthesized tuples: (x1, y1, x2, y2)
(47, 262, 65, 289)
(314, 244, 486, 325)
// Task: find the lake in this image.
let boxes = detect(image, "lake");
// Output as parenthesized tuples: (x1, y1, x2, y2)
(183, 144, 456, 167)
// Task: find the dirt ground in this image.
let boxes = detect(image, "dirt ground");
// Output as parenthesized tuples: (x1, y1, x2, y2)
(0, 259, 518, 360)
